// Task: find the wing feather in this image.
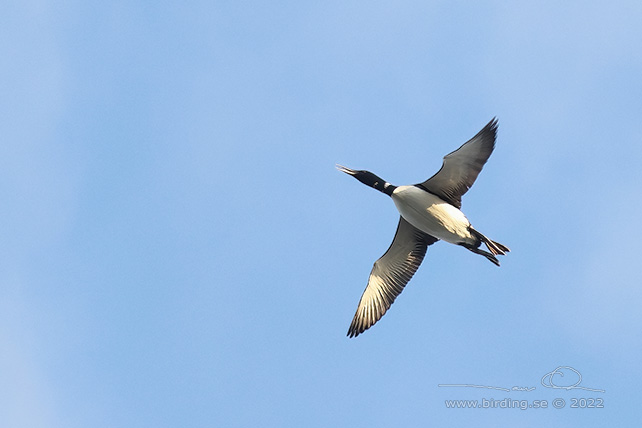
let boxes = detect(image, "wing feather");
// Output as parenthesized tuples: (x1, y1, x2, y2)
(418, 118, 498, 209)
(347, 218, 438, 337)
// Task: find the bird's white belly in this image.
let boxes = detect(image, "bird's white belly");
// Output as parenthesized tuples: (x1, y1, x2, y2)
(391, 186, 473, 244)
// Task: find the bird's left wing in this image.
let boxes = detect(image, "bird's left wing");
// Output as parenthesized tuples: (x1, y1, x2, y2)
(347, 217, 438, 338)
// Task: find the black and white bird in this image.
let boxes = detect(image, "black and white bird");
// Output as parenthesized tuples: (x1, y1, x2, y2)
(338, 118, 509, 338)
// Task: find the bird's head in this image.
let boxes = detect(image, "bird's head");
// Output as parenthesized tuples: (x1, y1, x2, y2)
(336, 164, 396, 196)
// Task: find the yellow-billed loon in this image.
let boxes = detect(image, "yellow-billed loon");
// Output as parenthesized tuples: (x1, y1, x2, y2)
(338, 118, 509, 338)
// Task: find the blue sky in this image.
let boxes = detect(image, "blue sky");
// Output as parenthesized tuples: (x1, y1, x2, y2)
(2, 1, 642, 427)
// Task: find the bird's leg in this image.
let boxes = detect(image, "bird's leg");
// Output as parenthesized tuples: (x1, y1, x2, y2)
(459, 243, 500, 266)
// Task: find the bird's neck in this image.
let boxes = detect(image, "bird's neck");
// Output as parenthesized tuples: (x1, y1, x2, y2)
(351, 170, 397, 196)
(368, 177, 396, 196)
(380, 182, 397, 196)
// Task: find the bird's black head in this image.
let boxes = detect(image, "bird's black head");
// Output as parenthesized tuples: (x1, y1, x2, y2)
(336, 164, 396, 196)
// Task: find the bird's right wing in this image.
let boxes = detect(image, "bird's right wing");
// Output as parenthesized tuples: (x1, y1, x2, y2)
(417, 118, 498, 209)
(347, 217, 438, 338)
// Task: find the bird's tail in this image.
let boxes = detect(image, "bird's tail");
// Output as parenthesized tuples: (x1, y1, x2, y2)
(470, 228, 510, 256)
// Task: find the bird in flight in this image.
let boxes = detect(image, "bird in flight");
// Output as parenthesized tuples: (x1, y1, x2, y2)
(337, 118, 509, 338)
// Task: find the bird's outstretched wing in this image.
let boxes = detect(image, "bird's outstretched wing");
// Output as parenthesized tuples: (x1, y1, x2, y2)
(347, 218, 438, 338)
(417, 118, 498, 209)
